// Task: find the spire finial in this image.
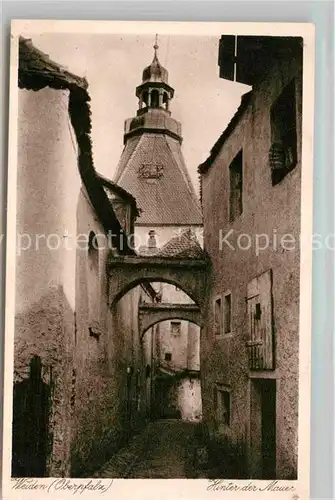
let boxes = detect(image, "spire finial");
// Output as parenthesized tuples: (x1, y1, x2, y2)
(153, 34, 159, 59)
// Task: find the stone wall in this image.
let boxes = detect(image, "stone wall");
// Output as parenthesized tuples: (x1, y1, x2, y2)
(13, 287, 74, 477)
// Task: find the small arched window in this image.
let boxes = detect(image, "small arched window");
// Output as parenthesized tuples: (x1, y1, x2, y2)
(87, 231, 101, 338)
(163, 92, 169, 110)
(151, 89, 159, 108)
(143, 91, 149, 107)
(88, 231, 99, 271)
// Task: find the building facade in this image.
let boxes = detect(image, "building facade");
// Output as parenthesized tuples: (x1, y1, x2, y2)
(12, 37, 156, 478)
(199, 36, 303, 479)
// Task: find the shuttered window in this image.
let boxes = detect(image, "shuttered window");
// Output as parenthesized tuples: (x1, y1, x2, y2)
(224, 293, 232, 334)
(214, 297, 223, 336)
(270, 79, 297, 185)
(229, 150, 243, 221)
(246, 270, 274, 370)
(214, 385, 231, 427)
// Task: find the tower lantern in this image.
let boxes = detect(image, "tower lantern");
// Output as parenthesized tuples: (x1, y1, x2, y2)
(136, 35, 174, 114)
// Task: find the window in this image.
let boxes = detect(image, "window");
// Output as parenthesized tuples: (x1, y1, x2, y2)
(270, 79, 297, 185)
(88, 231, 100, 339)
(171, 321, 181, 336)
(214, 297, 223, 336)
(246, 270, 274, 370)
(143, 90, 149, 107)
(88, 231, 99, 271)
(150, 89, 159, 108)
(111, 200, 131, 234)
(165, 353, 172, 362)
(163, 92, 169, 110)
(224, 293, 232, 334)
(229, 150, 243, 221)
(214, 387, 231, 426)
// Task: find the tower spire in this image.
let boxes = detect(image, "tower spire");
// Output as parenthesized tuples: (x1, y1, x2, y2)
(153, 34, 159, 60)
(135, 39, 174, 113)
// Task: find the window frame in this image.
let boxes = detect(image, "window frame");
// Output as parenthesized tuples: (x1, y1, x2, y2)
(214, 384, 232, 428)
(223, 291, 232, 335)
(229, 149, 243, 222)
(88, 231, 99, 272)
(213, 294, 223, 337)
(87, 231, 101, 339)
(269, 78, 298, 185)
(214, 292, 233, 338)
(170, 320, 181, 336)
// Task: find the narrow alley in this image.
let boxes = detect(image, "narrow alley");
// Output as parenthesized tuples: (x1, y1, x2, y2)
(9, 33, 305, 483)
(95, 420, 203, 479)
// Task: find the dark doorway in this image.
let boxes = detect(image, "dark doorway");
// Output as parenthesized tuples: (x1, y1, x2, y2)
(260, 379, 276, 478)
(154, 377, 181, 420)
(12, 356, 52, 477)
(250, 378, 276, 479)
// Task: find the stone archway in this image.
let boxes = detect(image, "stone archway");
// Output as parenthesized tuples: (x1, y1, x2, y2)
(107, 255, 209, 309)
(139, 303, 202, 339)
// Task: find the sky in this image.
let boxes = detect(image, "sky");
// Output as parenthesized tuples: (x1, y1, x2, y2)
(24, 32, 250, 193)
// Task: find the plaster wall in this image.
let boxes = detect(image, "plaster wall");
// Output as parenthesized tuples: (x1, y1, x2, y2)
(13, 87, 80, 476)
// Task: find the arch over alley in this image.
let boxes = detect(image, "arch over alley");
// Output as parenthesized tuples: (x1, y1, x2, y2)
(107, 255, 210, 309)
(139, 303, 202, 339)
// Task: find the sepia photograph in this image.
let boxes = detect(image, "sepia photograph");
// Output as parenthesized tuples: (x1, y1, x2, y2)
(2, 20, 314, 499)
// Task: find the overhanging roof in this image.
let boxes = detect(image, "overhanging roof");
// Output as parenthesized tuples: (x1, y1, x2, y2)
(18, 36, 135, 255)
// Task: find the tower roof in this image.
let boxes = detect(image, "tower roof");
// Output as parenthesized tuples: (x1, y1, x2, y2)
(114, 133, 202, 226)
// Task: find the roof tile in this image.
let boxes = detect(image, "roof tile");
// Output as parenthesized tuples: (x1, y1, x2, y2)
(114, 133, 202, 225)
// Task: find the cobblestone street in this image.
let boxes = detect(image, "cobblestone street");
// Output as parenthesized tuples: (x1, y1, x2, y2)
(94, 419, 203, 479)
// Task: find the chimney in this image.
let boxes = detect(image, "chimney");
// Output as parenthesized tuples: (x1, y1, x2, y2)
(147, 230, 157, 254)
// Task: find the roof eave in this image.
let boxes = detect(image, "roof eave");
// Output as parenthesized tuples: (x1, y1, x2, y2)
(18, 36, 135, 256)
(198, 90, 253, 175)
(18, 36, 88, 91)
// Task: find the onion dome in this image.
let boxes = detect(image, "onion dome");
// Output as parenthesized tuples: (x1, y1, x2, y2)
(142, 38, 169, 84)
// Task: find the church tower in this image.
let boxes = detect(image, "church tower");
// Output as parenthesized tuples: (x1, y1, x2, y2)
(114, 37, 203, 250)
(114, 39, 203, 422)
